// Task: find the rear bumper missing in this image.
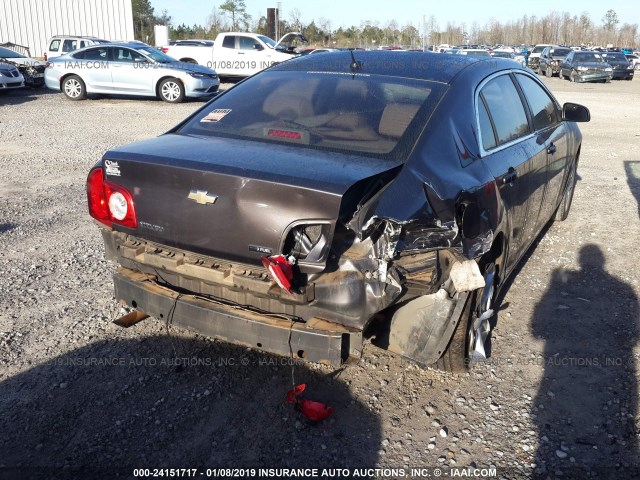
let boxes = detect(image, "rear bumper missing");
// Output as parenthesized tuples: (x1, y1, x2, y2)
(113, 267, 362, 366)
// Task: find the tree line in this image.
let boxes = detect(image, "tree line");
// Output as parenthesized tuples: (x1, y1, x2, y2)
(134, 1, 638, 49)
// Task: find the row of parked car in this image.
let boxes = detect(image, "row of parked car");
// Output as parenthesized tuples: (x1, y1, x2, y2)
(530, 44, 636, 83)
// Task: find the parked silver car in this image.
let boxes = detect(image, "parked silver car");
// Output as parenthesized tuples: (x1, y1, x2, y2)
(0, 62, 24, 93)
(44, 41, 220, 103)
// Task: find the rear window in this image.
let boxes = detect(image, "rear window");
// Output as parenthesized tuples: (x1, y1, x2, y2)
(180, 71, 443, 159)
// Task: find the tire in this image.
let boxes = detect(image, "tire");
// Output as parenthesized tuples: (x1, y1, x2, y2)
(180, 58, 197, 64)
(545, 65, 552, 77)
(435, 262, 497, 374)
(554, 161, 577, 221)
(158, 78, 185, 103)
(605, 77, 611, 83)
(570, 71, 577, 83)
(62, 75, 86, 100)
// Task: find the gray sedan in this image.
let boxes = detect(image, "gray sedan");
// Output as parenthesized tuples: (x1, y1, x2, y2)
(44, 41, 219, 103)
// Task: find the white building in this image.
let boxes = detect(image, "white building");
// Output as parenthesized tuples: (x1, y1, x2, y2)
(0, 0, 134, 58)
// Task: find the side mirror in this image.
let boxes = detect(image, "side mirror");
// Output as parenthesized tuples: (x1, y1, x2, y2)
(133, 57, 148, 63)
(253, 44, 264, 51)
(563, 102, 590, 123)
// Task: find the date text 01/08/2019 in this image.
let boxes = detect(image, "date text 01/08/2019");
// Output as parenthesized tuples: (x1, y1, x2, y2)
(131, 467, 499, 478)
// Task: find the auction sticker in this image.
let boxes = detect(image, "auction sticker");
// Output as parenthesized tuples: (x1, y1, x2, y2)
(201, 109, 231, 122)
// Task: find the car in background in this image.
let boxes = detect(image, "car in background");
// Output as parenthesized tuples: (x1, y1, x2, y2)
(528, 44, 552, 73)
(45, 41, 219, 103)
(560, 51, 612, 83)
(88, 51, 589, 373)
(0, 62, 24, 92)
(442, 48, 462, 54)
(168, 39, 214, 47)
(492, 51, 515, 60)
(458, 49, 490, 57)
(45, 35, 109, 61)
(539, 46, 572, 77)
(0, 46, 46, 87)
(602, 52, 634, 80)
(625, 54, 640, 70)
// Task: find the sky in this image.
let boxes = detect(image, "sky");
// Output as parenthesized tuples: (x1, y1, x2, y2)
(150, 0, 640, 32)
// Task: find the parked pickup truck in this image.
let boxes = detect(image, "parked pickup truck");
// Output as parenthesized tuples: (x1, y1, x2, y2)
(161, 32, 307, 78)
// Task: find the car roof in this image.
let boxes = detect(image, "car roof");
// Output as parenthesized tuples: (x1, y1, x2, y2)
(269, 50, 510, 84)
(49, 35, 108, 40)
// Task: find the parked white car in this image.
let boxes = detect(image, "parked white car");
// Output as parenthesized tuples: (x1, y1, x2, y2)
(161, 32, 307, 78)
(45, 35, 109, 61)
(0, 46, 46, 87)
(0, 62, 24, 93)
(45, 41, 219, 103)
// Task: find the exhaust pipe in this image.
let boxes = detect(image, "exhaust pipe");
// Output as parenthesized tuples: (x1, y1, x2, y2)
(113, 310, 150, 328)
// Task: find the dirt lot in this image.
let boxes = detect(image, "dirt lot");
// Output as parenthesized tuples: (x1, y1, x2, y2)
(1, 75, 639, 480)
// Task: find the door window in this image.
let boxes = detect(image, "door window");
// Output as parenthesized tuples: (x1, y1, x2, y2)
(515, 74, 559, 131)
(478, 75, 530, 149)
(49, 39, 61, 52)
(112, 47, 144, 63)
(62, 39, 78, 53)
(239, 36, 259, 50)
(222, 36, 236, 49)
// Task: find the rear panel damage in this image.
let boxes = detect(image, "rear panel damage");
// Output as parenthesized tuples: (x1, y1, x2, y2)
(103, 154, 496, 366)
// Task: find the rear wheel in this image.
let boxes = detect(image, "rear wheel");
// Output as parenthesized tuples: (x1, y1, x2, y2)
(158, 78, 185, 103)
(570, 71, 577, 82)
(435, 262, 497, 374)
(554, 161, 577, 221)
(545, 65, 552, 77)
(62, 75, 86, 100)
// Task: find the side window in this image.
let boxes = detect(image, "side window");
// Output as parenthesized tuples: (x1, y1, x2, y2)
(238, 36, 258, 50)
(82, 47, 109, 61)
(49, 39, 61, 52)
(112, 48, 143, 63)
(478, 97, 497, 151)
(62, 39, 78, 53)
(479, 75, 530, 147)
(515, 74, 559, 131)
(222, 35, 236, 49)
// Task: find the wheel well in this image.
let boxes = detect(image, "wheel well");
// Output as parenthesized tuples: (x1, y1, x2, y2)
(155, 76, 182, 96)
(59, 73, 81, 88)
(179, 58, 197, 64)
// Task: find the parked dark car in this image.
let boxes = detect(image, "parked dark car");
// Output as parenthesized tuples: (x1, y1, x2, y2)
(539, 46, 572, 77)
(602, 52, 634, 80)
(560, 51, 613, 83)
(87, 51, 589, 372)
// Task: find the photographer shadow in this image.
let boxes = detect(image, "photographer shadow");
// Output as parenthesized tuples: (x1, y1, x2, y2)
(531, 244, 639, 477)
(0, 335, 381, 478)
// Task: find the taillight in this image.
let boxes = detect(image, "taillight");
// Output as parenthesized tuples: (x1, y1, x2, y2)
(86, 167, 137, 229)
(161, 47, 169, 53)
(44, 53, 47, 61)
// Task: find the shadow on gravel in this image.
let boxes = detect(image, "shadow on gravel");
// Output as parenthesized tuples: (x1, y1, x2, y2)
(531, 244, 639, 478)
(625, 160, 640, 218)
(0, 87, 55, 105)
(0, 223, 16, 234)
(0, 336, 381, 478)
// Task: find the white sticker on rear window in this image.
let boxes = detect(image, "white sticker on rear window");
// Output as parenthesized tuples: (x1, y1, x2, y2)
(201, 109, 232, 122)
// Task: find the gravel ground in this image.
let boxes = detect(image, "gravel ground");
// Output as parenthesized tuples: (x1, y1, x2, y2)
(1, 77, 639, 480)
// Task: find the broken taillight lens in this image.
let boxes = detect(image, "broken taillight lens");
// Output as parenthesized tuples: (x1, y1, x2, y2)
(261, 255, 294, 294)
(87, 167, 137, 229)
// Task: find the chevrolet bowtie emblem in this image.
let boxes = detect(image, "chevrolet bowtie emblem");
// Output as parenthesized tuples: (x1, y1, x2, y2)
(187, 190, 218, 205)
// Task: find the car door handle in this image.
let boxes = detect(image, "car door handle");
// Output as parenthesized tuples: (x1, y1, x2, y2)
(501, 167, 518, 185)
(547, 143, 557, 154)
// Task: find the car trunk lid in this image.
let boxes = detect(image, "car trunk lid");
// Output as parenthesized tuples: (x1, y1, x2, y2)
(101, 133, 401, 267)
